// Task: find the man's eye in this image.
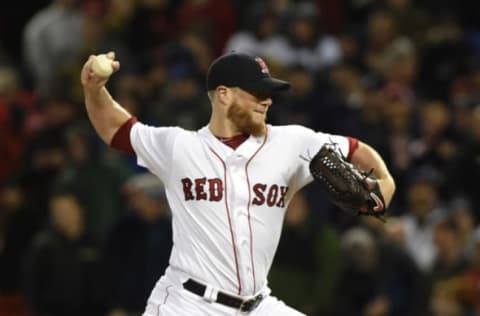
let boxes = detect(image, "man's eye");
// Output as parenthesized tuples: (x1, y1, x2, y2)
(255, 92, 271, 100)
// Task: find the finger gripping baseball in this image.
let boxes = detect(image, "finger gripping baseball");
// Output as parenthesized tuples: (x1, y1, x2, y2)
(309, 144, 386, 221)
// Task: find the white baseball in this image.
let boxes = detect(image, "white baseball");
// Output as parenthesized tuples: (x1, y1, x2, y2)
(90, 54, 113, 77)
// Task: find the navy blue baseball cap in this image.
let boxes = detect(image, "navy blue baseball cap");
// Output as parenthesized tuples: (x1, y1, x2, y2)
(206, 52, 290, 94)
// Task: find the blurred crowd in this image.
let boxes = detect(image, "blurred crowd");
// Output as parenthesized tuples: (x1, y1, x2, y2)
(2, 0, 480, 315)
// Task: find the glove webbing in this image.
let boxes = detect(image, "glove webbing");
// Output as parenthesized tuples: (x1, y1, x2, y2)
(309, 145, 387, 222)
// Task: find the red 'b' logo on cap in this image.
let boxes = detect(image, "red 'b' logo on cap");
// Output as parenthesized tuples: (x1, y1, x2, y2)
(255, 57, 270, 74)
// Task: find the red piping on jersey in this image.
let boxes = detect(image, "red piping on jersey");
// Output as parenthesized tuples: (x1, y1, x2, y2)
(346, 137, 359, 161)
(244, 134, 268, 294)
(208, 147, 242, 295)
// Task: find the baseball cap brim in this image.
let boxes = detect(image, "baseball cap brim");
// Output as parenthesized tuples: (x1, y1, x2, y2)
(240, 77, 291, 94)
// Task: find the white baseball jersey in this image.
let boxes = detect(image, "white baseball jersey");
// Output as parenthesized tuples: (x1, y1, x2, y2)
(130, 123, 351, 297)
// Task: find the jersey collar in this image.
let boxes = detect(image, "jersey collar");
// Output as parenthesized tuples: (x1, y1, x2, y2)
(199, 125, 268, 160)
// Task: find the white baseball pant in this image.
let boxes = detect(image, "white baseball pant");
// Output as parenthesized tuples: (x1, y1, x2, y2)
(142, 267, 306, 316)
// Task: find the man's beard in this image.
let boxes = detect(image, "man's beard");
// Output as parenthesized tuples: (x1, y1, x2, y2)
(227, 101, 266, 137)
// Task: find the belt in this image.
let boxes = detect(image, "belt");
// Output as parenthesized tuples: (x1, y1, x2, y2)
(182, 279, 264, 313)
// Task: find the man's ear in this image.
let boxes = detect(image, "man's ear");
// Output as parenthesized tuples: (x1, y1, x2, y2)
(216, 86, 232, 105)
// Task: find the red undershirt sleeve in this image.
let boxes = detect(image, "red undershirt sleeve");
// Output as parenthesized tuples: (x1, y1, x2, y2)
(110, 117, 138, 155)
(346, 136, 359, 161)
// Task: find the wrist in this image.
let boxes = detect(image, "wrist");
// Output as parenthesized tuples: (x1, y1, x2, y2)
(378, 176, 395, 207)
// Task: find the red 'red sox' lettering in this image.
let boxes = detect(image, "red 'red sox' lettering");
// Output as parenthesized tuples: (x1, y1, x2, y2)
(252, 183, 288, 207)
(182, 177, 223, 202)
(181, 178, 288, 207)
(195, 178, 208, 200)
(181, 178, 194, 200)
(208, 178, 223, 201)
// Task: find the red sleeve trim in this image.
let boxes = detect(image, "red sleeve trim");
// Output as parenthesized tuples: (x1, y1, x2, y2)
(346, 136, 359, 161)
(110, 117, 138, 155)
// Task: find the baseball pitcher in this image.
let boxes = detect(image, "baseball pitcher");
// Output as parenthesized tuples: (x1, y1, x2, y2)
(81, 51, 396, 315)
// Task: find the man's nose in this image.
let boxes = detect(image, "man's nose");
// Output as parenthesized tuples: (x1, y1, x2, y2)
(260, 97, 272, 107)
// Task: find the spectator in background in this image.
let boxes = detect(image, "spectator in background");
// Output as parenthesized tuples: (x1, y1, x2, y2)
(362, 9, 398, 76)
(265, 2, 342, 71)
(334, 74, 391, 164)
(224, 2, 286, 69)
(313, 63, 367, 134)
(409, 100, 459, 198)
(449, 197, 477, 254)
(174, 0, 237, 56)
(103, 173, 172, 316)
(0, 66, 38, 183)
(147, 61, 210, 129)
(429, 277, 467, 316)
(129, 49, 169, 121)
(269, 64, 318, 128)
(462, 228, 480, 314)
(22, 0, 85, 97)
(453, 106, 480, 217)
(0, 182, 38, 316)
(23, 190, 104, 316)
(15, 94, 78, 220)
(120, 0, 175, 57)
(363, 216, 429, 315)
(430, 216, 468, 285)
(381, 84, 415, 209)
(52, 122, 133, 243)
(56, 0, 139, 106)
(417, 14, 468, 100)
(383, 0, 430, 46)
(174, 29, 214, 78)
(395, 177, 446, 272)
(378, 37, 417, 104)
(332, 226, 423, 316)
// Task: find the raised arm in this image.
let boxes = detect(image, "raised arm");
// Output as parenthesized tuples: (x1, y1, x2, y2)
(80, 52, 131, 145)
(350, 141, 396, 207)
